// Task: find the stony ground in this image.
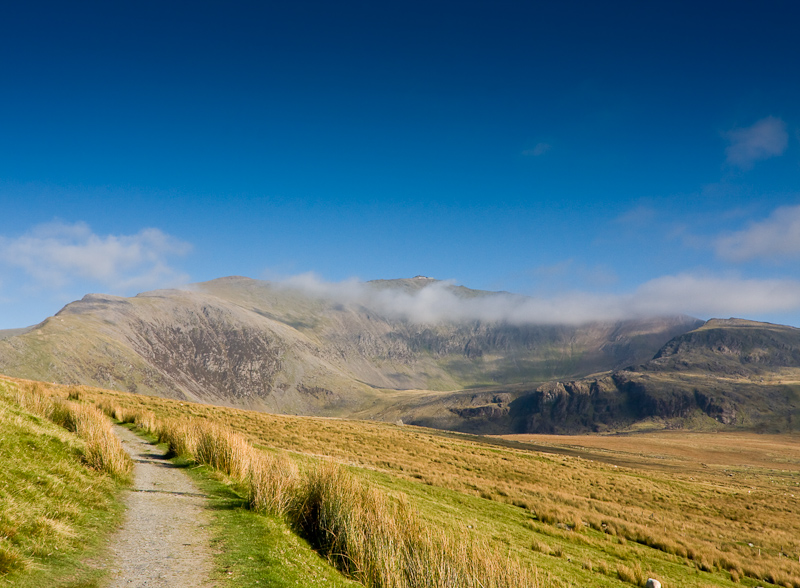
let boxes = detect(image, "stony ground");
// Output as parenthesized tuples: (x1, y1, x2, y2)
(102, 425, 216, 588)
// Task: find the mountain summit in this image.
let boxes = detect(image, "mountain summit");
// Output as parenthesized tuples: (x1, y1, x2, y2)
(0, 276, 700, 421)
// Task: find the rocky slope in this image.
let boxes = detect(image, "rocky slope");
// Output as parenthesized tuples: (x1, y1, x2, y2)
(0, 276, 700, 418)
(501, 319, 800, 434)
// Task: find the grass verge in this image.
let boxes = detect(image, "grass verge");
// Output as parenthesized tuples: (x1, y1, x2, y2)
(0, 380, 126, 587)
(117, 410, 542, 587)
(13, 378, 800, 588)
(178, 456, 361, 588)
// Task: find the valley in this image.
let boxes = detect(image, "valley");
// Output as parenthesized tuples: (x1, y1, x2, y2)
(2, 276, 800, 586)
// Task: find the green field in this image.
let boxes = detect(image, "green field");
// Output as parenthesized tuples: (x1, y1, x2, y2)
(3, 375, 800, 587)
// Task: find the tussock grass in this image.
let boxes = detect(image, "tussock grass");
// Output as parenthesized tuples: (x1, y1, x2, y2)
(14, 383, 132, 481)
(133, 409, 156, 432)
(249, 452, 299, 517)
(195, 421, 251, 480)
(286, 460, 539, 588)
(0, 378, 124, 586)
(157, 417, 200, 458)
(75, 404, 133, 480)
(45, 382, 800, 588)
(105, 402, 540, 588)
(616, 562, 648, 586)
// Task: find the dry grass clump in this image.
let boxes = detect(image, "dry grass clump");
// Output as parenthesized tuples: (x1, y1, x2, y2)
(98, 401, 137, 425)
(72, 403, 133, 480)
(616, 562, 648, 586)
(531, 539, 552, 555)
(741, 562, 800, 588)
(12, 383, 132, 481)
(195, 421, 251, 480)
(404, 530, 535, 588)
(287, 460, 538, 588)
(249, 452, 300, 517)
(0, 538, 25, 575)
(12, 382, 52, 416)
(134, 409, 157, 431)
(156, 417, 200, 458)
(108, 404, 539, 588)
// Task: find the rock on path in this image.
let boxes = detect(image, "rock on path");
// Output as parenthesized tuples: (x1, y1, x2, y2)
(105, 425, 216, 588)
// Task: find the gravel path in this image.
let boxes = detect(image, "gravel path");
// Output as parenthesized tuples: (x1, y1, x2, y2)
(104, 425, 216, 588)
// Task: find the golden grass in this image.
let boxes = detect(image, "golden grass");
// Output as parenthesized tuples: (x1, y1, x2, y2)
(0, 379, 122, 583)
(14, 378, 800, 588)
(500, 431, 800, 472)
(13, 383, 132, 481)
(249, 452, 299, 517)
(95, 398, 541, 588)
(616, 562, 647, 586)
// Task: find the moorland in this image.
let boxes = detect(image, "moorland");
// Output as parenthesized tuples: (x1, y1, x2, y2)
(2, 375, 799, 587)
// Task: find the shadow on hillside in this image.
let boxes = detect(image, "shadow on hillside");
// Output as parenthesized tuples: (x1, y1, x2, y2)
(136, 451, 192, 468)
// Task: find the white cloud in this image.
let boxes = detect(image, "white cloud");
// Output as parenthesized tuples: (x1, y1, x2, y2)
(0, 221, 192, 292)
(274, 272, 800, 325)
(715, 204, 800, 262)
(725, 116, 788, 169)
(522, 142, 552, 157)
(628, 274, 800, 317)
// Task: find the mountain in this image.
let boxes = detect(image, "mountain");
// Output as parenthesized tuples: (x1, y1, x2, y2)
(509, 318, 800, 434)
(0, 276, 700, 419)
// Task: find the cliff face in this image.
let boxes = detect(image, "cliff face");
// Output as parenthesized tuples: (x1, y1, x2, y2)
(503, 319, 800, 434)
(0, 277, 701, 421)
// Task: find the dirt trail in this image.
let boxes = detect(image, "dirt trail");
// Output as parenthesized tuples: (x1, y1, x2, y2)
(104, 425, 216, 588)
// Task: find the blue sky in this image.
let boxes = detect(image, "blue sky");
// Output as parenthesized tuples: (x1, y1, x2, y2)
(1, 1, 799, 328)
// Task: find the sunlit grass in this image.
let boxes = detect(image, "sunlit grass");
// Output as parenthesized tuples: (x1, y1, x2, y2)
(0, 379, 125, 587)
(9, 376, 800, 588)
(112, 405, 543, 587)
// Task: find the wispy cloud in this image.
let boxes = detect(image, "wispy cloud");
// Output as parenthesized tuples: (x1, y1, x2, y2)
(725, 116, 788, 169)
(715, 203, 800, 262)
(615, 204, 657, 226)
(530, 260, 618, 291)
(274, 272, 800, 325)
(0, 221, 192, 292)
(522, 142, 552, 157)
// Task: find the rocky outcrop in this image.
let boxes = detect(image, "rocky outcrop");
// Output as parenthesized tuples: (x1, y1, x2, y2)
(505, 319, 800, 433)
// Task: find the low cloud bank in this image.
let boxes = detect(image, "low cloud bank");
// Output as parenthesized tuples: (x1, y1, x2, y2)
(277, 273, 800, 325)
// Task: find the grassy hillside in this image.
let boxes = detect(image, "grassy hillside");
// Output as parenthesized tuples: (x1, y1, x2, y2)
(0, 379, 127, 587)
(0, 376, 382, 588)
(38, 377, 800, 588)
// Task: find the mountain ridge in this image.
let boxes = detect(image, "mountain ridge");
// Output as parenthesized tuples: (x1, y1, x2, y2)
(6, 276, 796, 435)
(0, 276, 702, 424)
(505, 318, 800, 434)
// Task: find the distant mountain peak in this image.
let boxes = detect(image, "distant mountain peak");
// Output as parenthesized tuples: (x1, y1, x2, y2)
(700, 317, 798, 331)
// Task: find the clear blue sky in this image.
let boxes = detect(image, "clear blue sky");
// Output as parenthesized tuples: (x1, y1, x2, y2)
(1, 1, 799, 328)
